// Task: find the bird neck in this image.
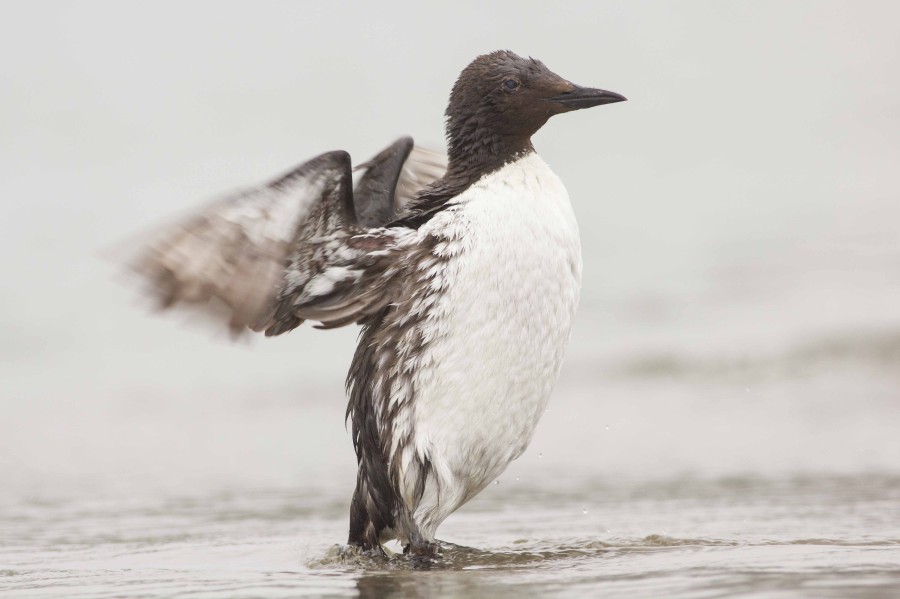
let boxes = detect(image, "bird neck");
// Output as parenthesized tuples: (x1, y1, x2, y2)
(445, 127, 535, 182)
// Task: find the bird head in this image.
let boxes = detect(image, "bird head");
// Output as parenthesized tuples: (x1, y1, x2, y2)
(445, 50, 626, 167)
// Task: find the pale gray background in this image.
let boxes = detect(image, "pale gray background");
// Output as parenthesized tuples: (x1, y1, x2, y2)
(2, 1, 899, 500)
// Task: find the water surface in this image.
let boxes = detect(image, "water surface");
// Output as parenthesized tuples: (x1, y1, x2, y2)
(3, 473, 900, 598)
(3, 351, 899, 597)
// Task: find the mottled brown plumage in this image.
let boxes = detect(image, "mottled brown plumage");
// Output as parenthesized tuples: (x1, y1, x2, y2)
(125, 142, 446, 335)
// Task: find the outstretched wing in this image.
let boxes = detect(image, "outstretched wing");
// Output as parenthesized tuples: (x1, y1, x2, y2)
(395, 145, 448, 213)
(263, 224, 417, 335)
(352, 137, 448, 226)
(122, 139, 446, 335)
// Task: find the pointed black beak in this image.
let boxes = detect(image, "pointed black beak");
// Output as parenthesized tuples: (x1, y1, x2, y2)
(547, 86, 627, 110)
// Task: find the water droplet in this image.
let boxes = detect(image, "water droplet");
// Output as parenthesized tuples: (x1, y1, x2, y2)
(582, 509, 588, 515)
(604, 425, 610, 431)
(515, 477, 520, 482)
(494, 480, 500, 485)
(745, 388, 751, 393)
(538, 453, 543, 458)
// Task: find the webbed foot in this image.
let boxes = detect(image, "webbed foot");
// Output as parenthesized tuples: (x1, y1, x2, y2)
(403, 540, 442, 568)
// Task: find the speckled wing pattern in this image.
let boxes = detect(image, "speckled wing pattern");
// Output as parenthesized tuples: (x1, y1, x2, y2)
(123, 139, 446, 335)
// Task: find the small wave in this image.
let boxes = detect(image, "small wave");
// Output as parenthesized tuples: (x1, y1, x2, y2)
(307, 536, 733, 571)
(771, 538, 900, 547)
(307, 533, 900, 572)
(307, 540, 600, 571)
(629, 534, 737, 547)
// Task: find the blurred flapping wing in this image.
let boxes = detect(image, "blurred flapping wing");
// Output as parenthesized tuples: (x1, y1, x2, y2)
(126, 151, 354, 334)
(122, 141, 446, 336)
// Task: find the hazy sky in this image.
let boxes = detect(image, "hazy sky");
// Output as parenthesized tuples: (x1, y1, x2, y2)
(1, 1, 899, 404)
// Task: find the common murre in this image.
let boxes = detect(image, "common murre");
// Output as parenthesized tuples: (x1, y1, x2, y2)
(126, 50, 625, 560)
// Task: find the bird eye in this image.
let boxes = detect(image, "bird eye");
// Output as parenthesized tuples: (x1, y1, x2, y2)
(502, 78, 520, 92)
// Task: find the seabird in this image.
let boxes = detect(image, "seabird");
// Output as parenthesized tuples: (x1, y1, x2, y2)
(127, 50, 626, 560)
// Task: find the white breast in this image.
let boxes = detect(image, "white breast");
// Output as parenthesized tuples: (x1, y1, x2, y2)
(405, 153, 582, 536)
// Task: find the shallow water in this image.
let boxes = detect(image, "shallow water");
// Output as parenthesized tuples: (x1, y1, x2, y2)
(3, 344, 900, 598)
(3, 474, 900, 598)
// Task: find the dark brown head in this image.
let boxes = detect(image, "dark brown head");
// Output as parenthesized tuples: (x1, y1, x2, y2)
(444, 50, 626, 175)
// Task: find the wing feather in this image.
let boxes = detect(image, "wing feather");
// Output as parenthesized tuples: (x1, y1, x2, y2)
(120, 142, 445, 337)
(395, 146, 447, 211)
(125, 151, 352, 334)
